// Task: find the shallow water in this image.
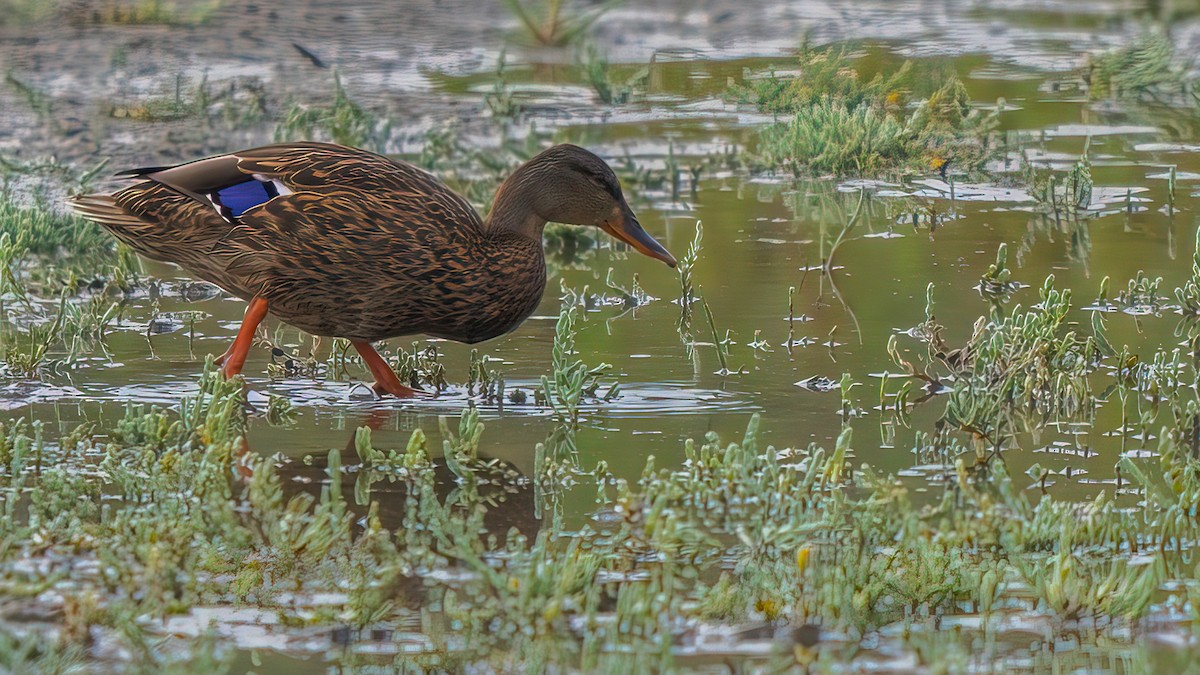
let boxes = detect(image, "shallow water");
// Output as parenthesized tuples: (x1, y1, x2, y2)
(5, 0, 1200, 671)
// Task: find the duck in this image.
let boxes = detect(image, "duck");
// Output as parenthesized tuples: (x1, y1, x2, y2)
(68, 142, 676, 397)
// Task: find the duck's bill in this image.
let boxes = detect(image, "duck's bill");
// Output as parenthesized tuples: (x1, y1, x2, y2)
(602, 207, 677, 268)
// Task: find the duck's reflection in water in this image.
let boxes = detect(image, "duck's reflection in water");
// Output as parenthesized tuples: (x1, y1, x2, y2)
(258, 410, 541, 651)
(274, 410, 539, 538)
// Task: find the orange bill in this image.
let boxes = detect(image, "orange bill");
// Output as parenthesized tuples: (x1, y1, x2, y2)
(600, 202, 677, 267)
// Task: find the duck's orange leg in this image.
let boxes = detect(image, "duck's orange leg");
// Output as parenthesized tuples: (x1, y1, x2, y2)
(352, 341, 421, 398)
(220, 297, 269, 379)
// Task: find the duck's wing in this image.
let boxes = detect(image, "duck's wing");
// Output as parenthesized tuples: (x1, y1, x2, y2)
(108, 141, 477, 226)
(210, 143, 488, 338)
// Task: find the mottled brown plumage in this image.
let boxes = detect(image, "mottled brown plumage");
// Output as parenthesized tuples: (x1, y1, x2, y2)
(67, 142, 675, 396)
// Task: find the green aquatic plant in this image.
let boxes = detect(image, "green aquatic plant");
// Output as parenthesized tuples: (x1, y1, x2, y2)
(1116, 270, 1165, 314)
(675, 221, 703, 352)
(1028, 151, 1097, 223)
(0, 627, 83, 674)
(577, 43, 649, 105)
(0, 0, 58, 25)
(0, 194, 109, 259)
(386, 341, 450, 393)
(484, 50, 522, 120)
(1085, 29, 1190, 102)
(1175, 228, 1200, 316)
(501, 0, 620, 47)
(467, 348, 504, 400)
(977, 242, 1021, 315)
(736, 45, 997, 176)
(753, 81, 994, 176)
(415, 121, 547, 211)
(900, 275, 1099, 444)
(275, 73, 389, 151)
(701, 297, 735, 375)
(0, 294, 69, 378)
(616, 142, 704, 203)
(729, 43, 913, 114)
(543, 221, 598, 264)
(540, 301, 617, 430)
(1013, 549, 1158, 621)
(755, 98, 912, 176)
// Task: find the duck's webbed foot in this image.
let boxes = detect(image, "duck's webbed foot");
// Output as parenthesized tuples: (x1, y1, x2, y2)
(372, 378, 422, 398)
(352, 340, 423, 398)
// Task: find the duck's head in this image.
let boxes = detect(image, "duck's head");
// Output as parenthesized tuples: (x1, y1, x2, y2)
(492, 144, 677, 268)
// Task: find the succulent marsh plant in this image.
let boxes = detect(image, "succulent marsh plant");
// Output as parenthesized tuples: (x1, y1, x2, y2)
(734, 45, 998, 177)
(540, 301, 618, 431)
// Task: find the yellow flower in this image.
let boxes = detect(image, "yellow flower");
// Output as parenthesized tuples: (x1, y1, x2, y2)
(796, 546, 811, 574)
(885, 90, 903, 107)
(929, 157, 948, 171)
(755, 598, 781, 620)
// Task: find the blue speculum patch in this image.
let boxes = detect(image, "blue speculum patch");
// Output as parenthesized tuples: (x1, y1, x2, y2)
(214, 179, 277, 217)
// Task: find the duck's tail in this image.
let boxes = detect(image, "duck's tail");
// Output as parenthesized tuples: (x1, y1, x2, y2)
(65, 194, 146, 230)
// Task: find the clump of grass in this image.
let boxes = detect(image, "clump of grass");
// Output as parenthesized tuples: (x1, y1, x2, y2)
(577, 43, 649, 105)
(755, 98, 912, 176)
(1014, 549, 1159, 621)
(1, 152, 110, 195)
(730, 44, 913, 114)
(109, 73, 267, 125)
(1084, 29, 1191, 102)
(890, 276, 1098, 442)
(274, 73, 389, 152)
(484, 51, 522, 121)
(0, 628, 83, 673)
(502, 0, 620, 47)
(616, 142, 704, 202)
(736, 45, 997, 176)
(0, 195, 109, 258)
(0, 309, 63, 378)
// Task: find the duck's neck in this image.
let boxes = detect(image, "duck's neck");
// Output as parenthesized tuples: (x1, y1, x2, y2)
(483, 161, 548, 242)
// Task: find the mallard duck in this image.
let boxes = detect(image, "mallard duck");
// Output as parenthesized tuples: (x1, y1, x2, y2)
(68, 142, 676, 397)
